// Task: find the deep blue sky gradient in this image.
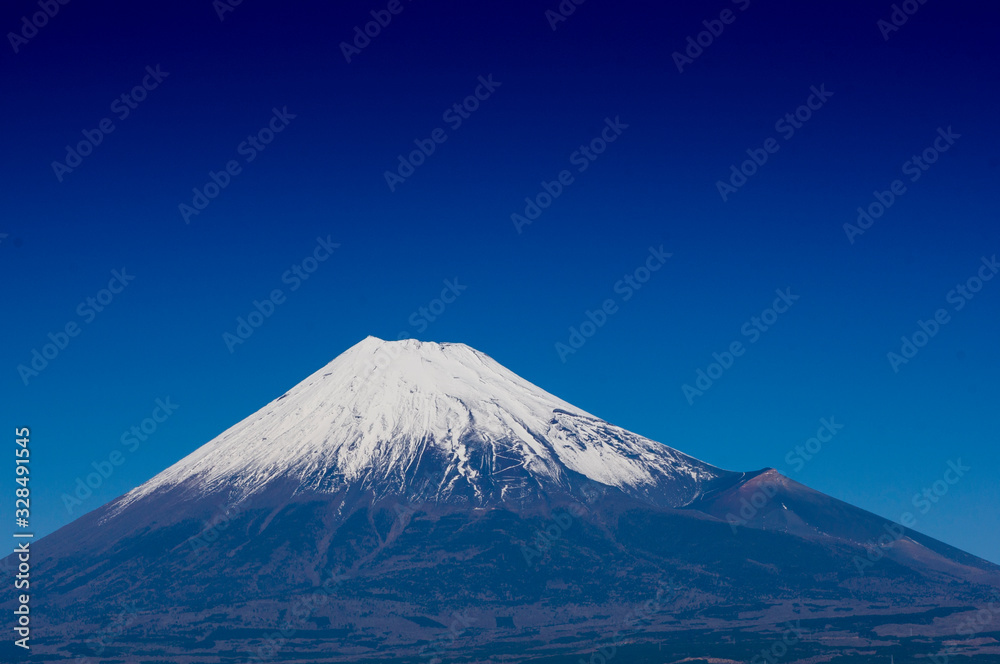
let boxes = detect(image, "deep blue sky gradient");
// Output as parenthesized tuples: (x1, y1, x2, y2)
(3, 0, 999, 563)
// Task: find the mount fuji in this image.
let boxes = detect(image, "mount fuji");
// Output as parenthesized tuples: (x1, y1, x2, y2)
(112, 336, 733, 512)
(6, 337, 999, 663)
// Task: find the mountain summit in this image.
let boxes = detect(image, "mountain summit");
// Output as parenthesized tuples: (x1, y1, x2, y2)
(113, 336, 732, 513)
(7, 338, 1000, 663)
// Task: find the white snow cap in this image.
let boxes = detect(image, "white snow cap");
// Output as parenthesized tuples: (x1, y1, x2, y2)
(114, 337, 726, 510)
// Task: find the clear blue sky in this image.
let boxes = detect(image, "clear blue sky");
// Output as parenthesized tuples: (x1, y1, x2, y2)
(2, 0, 999, 564)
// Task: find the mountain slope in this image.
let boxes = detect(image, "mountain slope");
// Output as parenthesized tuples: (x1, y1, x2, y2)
(6, 337, 999, 663)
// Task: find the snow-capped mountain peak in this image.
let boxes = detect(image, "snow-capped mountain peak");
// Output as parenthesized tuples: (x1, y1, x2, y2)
(113, 337, 729, 512)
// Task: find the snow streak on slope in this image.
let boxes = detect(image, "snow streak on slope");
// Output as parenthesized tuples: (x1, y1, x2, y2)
(111, 337, 728, 513)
